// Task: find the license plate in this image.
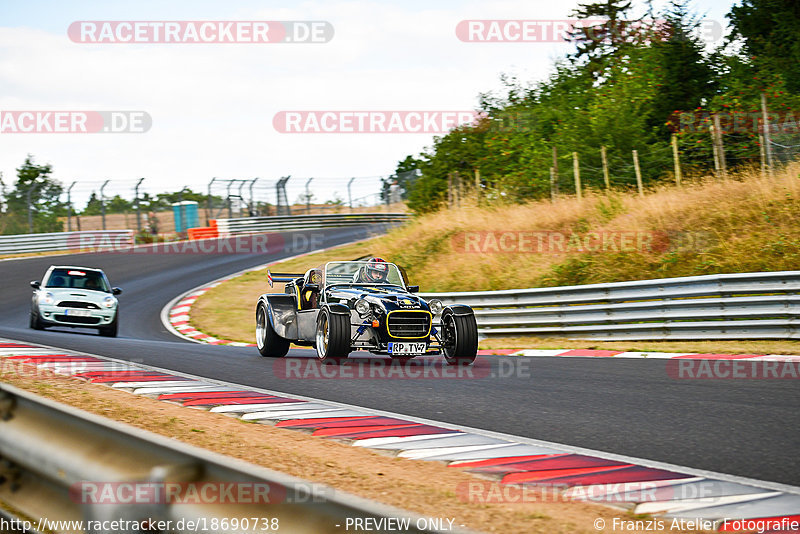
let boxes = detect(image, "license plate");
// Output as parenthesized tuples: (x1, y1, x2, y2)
(388, 342, 427, 355)
(64, 309, 92, 317)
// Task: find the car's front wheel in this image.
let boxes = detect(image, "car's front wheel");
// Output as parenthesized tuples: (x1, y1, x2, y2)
(29, 311, 45, 330)
(315, 308, 350, 364)
(256, 303, 289, 357)
(99, 314, 118, 337)
(442, 311, 478, 365)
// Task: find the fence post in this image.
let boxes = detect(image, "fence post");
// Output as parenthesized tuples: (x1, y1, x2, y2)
(713, 114, 727, 178)
(305, 177, 313, 213)
(248, 177, 258, 216)
(134, 178, 144, 232)
(26, 182, 37, 233)
(347, 177, 355, 212)
(759, 134, 767, 177)
(572, 152, 581, 201)
(710, 124, 721, 175)
(447, 172, 453, 207)
(761, 93, 774, 175)
(66, 181, 76, 232)
(671, 134, 682, 187)
(100, 179, 109, 230)
(552, 146, 559, 196)
(632, 150, 643, 197)
(601, 145, 610, 190)
(549, 167, 556, 202)
(206, 177, 216, 225)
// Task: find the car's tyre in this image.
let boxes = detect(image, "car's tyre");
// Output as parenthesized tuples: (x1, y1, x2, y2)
(99, 314, 118, 337)
(315, 308, 350, 364)
(256, 303, 290, 358)
(29, 311, 44, 330)
(442, 311, 478, 366)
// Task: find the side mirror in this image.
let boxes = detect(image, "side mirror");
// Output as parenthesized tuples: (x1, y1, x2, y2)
(407, 285, 419, 293)
(112, 287, 122, 295)
(30, 281, 40, 289)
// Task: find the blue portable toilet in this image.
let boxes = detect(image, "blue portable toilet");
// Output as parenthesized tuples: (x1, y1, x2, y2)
(172, 201, 199, 233)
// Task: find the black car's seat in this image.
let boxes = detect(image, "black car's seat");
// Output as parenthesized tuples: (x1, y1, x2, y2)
(299, 269, 322, 310)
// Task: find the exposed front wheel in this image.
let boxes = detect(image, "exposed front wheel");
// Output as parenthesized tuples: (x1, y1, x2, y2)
(256, 303, 290, 357)
(315, 308, 351, 364)
(442, 312, 478, 366)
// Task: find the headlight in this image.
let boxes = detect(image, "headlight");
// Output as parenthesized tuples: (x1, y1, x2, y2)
(355, 298, 371, 316)
(39, 292, 55, 305)
(428, 299, 444, 315)
(102, 296, 116, 308)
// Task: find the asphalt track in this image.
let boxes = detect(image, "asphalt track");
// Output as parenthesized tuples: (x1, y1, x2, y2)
(0, 226, 797, 487)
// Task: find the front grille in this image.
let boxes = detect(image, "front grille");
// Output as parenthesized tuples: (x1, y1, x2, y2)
(54, 315, 101, 325)
(387, 311, 431, 338)
(57, 301, 100, 309)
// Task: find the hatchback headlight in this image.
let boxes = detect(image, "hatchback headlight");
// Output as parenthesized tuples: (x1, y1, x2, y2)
(355, 299, 371, 316)
(39, 292, 55, 305)
(102, 296, 116, 308)
(428, 299, 444, 315)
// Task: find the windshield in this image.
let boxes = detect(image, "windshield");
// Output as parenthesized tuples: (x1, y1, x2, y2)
(45, 268, 110, 293)
(324, 261, 406, 288)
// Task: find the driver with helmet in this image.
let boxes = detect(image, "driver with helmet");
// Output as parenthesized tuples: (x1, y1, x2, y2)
(353, 257, 390, 283)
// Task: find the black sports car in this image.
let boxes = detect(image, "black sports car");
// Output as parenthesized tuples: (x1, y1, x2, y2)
(255, 258, 478, 364)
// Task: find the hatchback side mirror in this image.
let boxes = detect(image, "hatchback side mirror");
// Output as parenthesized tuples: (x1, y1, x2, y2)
(112, 287, 122, 295)
(407, 285, 419, 293)
(30, 281, 40, 289)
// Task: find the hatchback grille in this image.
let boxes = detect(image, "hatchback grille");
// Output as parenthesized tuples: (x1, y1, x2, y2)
(54, 315, 101, 325)
(57, 301, 100, 309)
(387, 311, 431, 338)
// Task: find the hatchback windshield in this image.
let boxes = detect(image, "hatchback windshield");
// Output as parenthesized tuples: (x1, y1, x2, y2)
(45, 268, 110, 292)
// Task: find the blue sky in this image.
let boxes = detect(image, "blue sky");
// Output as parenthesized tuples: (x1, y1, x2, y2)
(0, 1, 739, 207)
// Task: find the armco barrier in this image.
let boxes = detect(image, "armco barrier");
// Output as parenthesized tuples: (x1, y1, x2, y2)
(0, 382, 448, 534)
(421, 271, 800, 340)
(0, 230, 134, 255)
(212, 213, 409, 236)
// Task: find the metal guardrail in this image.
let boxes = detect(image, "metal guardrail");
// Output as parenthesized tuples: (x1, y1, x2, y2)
(0, 383, 448, 534)
(421, 271, 800, 340)
(215, 213, 409, 235)
(0, 230, 134, 255)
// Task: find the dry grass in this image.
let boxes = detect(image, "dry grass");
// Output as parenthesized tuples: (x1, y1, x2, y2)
(376, 163, 800, 291)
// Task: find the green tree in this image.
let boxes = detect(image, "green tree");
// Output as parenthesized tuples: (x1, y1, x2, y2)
(2, 155, 64, 234)
(728, 0, 800, 92)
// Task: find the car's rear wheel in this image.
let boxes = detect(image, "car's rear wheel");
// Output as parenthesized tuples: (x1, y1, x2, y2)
(442, 312, 478, 366)
(256, 303, 289, 357)
(315, 308, 350, 364)
(99, 314, 118, 337)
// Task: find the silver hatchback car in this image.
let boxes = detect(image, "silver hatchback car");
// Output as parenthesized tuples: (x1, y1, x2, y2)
(30, 266, 122, 337)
